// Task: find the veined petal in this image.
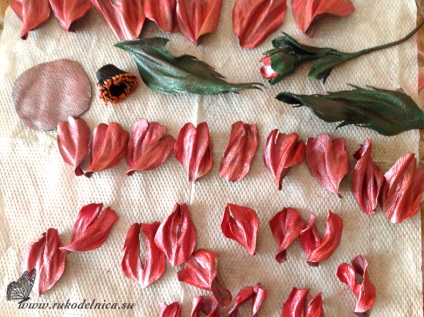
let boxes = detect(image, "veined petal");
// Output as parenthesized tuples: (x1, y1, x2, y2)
(228, 283, 267, 317)
(191, 295, 219, 317)
(160, 302, 182, 317)
(10, 0, 51, 39)
(143, 0, 178, 33)
(49, 0, 91, 31)
(281, 288, 309, 317)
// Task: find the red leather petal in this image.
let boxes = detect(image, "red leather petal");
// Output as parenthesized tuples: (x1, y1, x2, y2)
(219, 121, 259, 182)
(291, 0, 355, 37)
(228, 283, 267, 317)
(300, 211, 343, 266)
(60, 203, 118, 252)
(57, 117, 90, 176)
(176, 0, 223, 44)
(281, 288, 309, 317)
(126, 119, 176, 176)
(337, 255, 376, 316)
(22, 228, 66, 296)
(121, 222, 166, 288)
(352, 139, 383, 215)
(10, 0, 51, 39)
(49, 0, 91, 31)
(174, 122, 213, 182)
(306, 293, 324, 317)
(221, 203, 259, 256)
(380, 153, 424, 224)
(269, 207, 306, 263)
(143, 0, 178, 33)
(265, 130, 305, 189)
(160, 302, 182, 317)
(306, 134, 350, 197)
(154, 203, 197, 266)
(191, 295, 219, 317)
(85, 122, 129, 177)
(233, 0, 287, 49)
(90, 0, 145, 40)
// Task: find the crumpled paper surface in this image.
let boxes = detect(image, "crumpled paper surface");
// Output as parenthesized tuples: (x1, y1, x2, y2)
(0, 1, 422, 316)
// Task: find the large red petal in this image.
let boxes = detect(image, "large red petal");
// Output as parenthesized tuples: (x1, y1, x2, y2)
(228, 283, 267, 317)
(10, 0, 51, 39)
(143, 0, 178, 33)
(221, 203, 259, 256)
(281, 288, 309, 317)
(191, 295, 219, 317)
(49, 0, 91, 31)
(233, 0, 287, 49)
(159, 302, 182, 317)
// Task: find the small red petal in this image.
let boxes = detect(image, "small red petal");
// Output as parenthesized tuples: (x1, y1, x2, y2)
(306, 134, 350, 197)
(174, 122, 213, 182)
(90, 0, 145, 40)
(264, 130, 305, 190)
(352, 139, 383, 215)
(49, 0, 92, 31)
(233, 0, 287, 49)
(300, 211, 343, 266)
(143, 0, 178, 33)
(154, 203, 197, 266)
(219, 121, 259, 182)
(306, 293, 324, 317)
(221, 203, 259, 256)
(176, 0, 223, 44)
(85, 122, 129, 177)
(291, 0, 355, 37)
(260, 55, 280, 79)
(380, 153, 424, 224)
(121, 222, 166, 288)
(22, 228, 66, 296)
(57, 117, 90, 176)
(337, 255, 376, 315)
(126, 119, 176, 175)
(281, 288, 309, 317)
(228, 283, 267, 317)
(10, 0, 51, 39)
(191, 295, 219, 317)
(269, 207, 306, 263)
(160, 302, 182, 317)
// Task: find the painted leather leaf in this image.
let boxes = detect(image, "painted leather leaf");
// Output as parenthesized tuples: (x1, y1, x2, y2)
(115, 37, 261, 95)
(143, 0, 178, 33)
(228, 283, 267, 317)
(191, 295, 219, 317)
(22, 228, 66, 296)
(159, 302, 182, 317)
(126, 119, 176, 175)
(10, 0, 51, 39)
(49, 0, 91, 31)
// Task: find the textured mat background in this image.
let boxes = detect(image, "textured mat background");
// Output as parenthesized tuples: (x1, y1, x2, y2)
(0, 1, 422, 316)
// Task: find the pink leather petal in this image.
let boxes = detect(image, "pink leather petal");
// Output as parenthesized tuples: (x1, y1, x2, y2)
(143, 0, 178, 33)
(10, 0, 51, 39)
(49, 0, 92, 31)
(281, 288, 309, 317)
(160, 302, 182, 317)
(228, 283, 267, 317)
(191, 296, 219, 317)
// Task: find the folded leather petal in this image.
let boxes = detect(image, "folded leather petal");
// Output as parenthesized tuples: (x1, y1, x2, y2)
(291, 0, 355, 37)
(176, 0, 223, 44)
(126, 119, 176, 176)
(337, 255, 376, 316)
(352, 139, 383, 215)
(60, 203, 118, 252)
(219, 121, 259, 182)
(380, 153, 424, 224)
(57, 117, 90, 176)
(10, 0, 51, 39)
(269, 208, 306, 263)
(281, 288, 308, 317)
(299, 211, 343, 266)
(90, 0, 145, 40)
(160, 302, 182, 317)
(306, 134, 350, 197)
(221, 203, 259, 256)
(22, 228, 66, 296)
(143, 0, 178, 33)
(154, 203, 197, 266)
(264, 130, 305, 189)
(178, 249, 232, 308)
(174, 122, 213, 182)
(121, 222, 166, 288)
(49, 0, 92, 31)
(233, 0, 287, 49)
(191, 295, 219, 317)
(85, 122, 129, 177)
(228, 283, 267, 317)
(306, 293, 324, 317)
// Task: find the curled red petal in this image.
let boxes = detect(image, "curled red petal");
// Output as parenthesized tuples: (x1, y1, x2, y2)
(57, 117, 90, 176)
(90, 0, 145, 40)
(300, 211, 343, 266)
(160, 302, 182, 317)
(269, 207, 306, 263)
(219, 121, 259, 182)
(291, 0, 355, 37)
(281, 288, 309, 317)
(264, 130, 305, 190)
(306, 134, 350, 197)
(306, 293, 324, 317)
(85, 122, 129, 177)
(10, 0, 51, 39)
(228, 283, 267, 317)
(221, 204, 259, 256)
(337, 255, 376, 315)
(380, 153, 424, 224)
(176, 0, 223, 44)
(352, 139, 383, 215)
(22, 228, 66, 296)
(191, 295, 219, 317)
(59, 203, 119, 252)
(121, 222, 166, 288)
(154, 203, 197, 266)
(174, 122, 213, 182)
(126, 119, 176, 176)
(233, 0, 287, 49)
(143, 0, 178, 33)
(49, 0, 91, 31)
